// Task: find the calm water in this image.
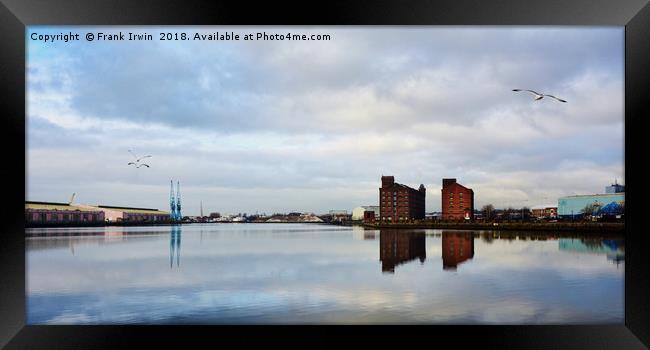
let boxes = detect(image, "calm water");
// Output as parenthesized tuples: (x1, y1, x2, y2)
(26, 224, 624, 324)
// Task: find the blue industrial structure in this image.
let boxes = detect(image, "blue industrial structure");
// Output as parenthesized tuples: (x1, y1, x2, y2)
(169, 180, 182, 222)
(558, 193, 624, 218)
(176, 181, 182, 220)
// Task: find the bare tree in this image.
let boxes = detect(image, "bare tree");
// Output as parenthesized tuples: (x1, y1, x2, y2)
(581, 203, 599, 220)
(481, 204, 495, 221)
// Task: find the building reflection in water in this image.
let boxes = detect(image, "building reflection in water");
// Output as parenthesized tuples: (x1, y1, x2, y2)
(558, 238, 625, 266)
(364, 231, 377, 240)
(170, 225, 181, 268)
(379, 230, 426, 273)
(441, 231, 474, 271)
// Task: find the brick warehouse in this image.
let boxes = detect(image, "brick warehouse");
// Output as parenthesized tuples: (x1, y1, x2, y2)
(441, 178, 474, 220)
(379, 176, 426, 222)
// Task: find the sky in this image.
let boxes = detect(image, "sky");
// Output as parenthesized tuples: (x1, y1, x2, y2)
(26, 26, 625, 215)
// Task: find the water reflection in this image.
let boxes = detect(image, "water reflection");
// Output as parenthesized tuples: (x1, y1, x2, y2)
(441, 231, 475, 271)
(379, 230, 426, 273)
(26, 225, 625, 324)
(170, 225, 181, 268)
(559, 238, 625, 266)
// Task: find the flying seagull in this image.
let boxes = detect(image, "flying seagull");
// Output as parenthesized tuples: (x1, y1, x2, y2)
(128, 149, 152, 163)
(513, 89, 567, 103)
(127, 149, 152, 168)
(128, 162, 150, 168)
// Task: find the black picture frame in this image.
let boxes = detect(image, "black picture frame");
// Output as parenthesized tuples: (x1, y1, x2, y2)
(1, 0, 649, 348)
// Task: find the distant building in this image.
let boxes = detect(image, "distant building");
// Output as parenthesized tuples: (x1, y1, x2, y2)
(605, 182, 625, 194)
(25, 201, 105, 226)
(531, 205, 558, 219)
(558, 193, 624, 218)
(558, 184, 625, 219)
(379, 176, 426, 222)
(86, 205, 169, 223)
(329, 210, 348, 215)
(363, 210, 376, 224)
(352, 206, 380, 220)
(441, 178, 474, 220)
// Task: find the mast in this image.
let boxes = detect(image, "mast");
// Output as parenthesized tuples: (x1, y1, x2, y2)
(170, 180, 176, 222)
(176, 181, 182, 220)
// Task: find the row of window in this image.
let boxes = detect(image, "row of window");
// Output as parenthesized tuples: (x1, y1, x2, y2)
(27, 212, 166, 223)
(380, 216, 415, 221)
(28, 212, 101, 222)
(123, 215, 164, 221)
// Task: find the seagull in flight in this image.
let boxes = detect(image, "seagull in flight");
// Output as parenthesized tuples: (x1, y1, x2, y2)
(128, 149, 152, 162)
(513, 89, 567, 103)
(127, 149, 152, 168)
(128, 163, 150, 168)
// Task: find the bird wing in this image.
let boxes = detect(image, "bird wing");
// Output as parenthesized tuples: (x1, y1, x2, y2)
(128, 149, 138, 159)
(544, 95, 567, 103)
(513, 89, 541, 96)
(128, 162, 135, 165)
(138, 155, 152, 160)
(139, 164, 150, 168)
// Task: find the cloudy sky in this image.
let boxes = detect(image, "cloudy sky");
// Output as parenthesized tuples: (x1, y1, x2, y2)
(26, 26, 624, 215)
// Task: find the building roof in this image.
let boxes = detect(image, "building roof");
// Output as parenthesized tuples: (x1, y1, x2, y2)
(444, 181, 473, 192)
(385, 182, 424, 192)
(25, 201, 101, 212)
(559, 193, 624, 199)
(98, 205, 169, 214)
(531, 204, 558, 210)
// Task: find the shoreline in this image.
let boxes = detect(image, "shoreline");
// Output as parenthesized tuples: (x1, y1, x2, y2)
(362, 222, 624, 233)
(25, 221, 625, 236)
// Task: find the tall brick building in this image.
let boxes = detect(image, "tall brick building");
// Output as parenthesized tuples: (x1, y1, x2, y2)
(441, 178, 474, 220)
(379, 176, 426, 222)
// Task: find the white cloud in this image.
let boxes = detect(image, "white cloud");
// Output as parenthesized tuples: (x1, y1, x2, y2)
(26, 26, 624, 214)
